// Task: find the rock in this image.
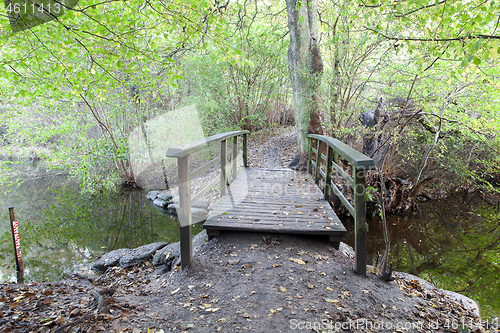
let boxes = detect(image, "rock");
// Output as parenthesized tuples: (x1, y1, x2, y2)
(441, 290, 480, 317)
(157, 191, 173, 201)
(166, 203, 208, 216)
(92, 248, 129, 272)
(153, 242, 180, 267)
(119, 242, 168, 268)
(153, 198, 168, 208)
(192, 199, 209, 209)
(147, 191, 159, 200)
(394, 272, 480, 317)
(152, 230, 208, 271)
(171, 196, 179, 204)
(339, 242, 355, 259)
(192, 208, 209, 217)
(193, 229, 208, 247)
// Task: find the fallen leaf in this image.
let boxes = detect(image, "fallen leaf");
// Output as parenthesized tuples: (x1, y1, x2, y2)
(325, 298, 339, 303)
(290, 258, 306, 265)
(279, 286, 287, 292)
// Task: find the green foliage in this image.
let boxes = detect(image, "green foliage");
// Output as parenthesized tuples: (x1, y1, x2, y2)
(176, 1, 290, 135)
(319, 0, 500, 192)
(0, 0, 226, 190)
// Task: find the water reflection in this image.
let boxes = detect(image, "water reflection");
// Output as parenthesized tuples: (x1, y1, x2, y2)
(0, 162, 199, 282)
(344, 192, 500, 318)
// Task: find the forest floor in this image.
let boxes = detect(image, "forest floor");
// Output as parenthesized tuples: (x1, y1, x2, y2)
(0, 127, 494, 333)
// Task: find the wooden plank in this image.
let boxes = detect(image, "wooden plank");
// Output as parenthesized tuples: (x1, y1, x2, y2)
(203, 167, 347, 241)
(307, 134, 376, 171)
(324, 146, 333, 200)
(308, 137, 313, 174)
(232, 136, 238, 179)
(243, 133, 248, 167)
(204, 221, 344, 233)
(206, 217, 345, 227)
(315, 140, 321, 185)
(190, 157, 219, 179)
(166, 130, 249, 158)
(191, 175, 221, 205)
(331, 162, 354, 188)
(209, 203, 334, 210)
(207, 214, 341, 224)
(331, 182, 355, 216)
(220, 140, 227, 196)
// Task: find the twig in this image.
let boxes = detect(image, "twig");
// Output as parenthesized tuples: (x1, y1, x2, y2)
(376, 168, 394, 282)
(54, 314, 93, 333)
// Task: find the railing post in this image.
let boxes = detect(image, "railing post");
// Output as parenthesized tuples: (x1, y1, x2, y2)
(243, 133, 248, 167)
(221, 140, 227, 196)
(232, 136, 238, 180)
(353, 168, 367, 276)
(324, 146, 333, 200)
(315, 139, 321, 185)
(178, 155, 192, 269)
(307, 137, 313, 174)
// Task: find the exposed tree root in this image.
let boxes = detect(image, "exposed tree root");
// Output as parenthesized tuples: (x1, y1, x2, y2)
(54, 288, 117, 332)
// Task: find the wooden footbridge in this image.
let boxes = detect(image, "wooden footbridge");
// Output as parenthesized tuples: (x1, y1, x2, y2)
(165, 131, 375, 275)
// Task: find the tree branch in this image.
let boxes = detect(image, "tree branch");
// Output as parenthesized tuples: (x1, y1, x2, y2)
(365, 26, 500, 42)
(394, 0, 448, 18)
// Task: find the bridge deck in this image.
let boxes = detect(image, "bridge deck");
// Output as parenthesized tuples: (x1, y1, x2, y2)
(203, 167, 346, 244)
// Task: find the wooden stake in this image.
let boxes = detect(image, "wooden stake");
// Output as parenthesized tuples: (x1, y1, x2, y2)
(9, 207, 24, 284)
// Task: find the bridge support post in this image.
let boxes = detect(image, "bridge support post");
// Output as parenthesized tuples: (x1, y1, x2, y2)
(324, 146, 333, 200)
(221, 140, 227, 196)
(314, 140, 321, 185)
(307, 137, 313, 174)
(243, 133, 248, 167)
(232, 137, 238, 180)
(354, 168, 367, 276)
(178, 155, 192, 269)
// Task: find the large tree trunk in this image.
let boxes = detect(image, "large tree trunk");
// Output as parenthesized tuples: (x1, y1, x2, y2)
(286, 0, 325, 169)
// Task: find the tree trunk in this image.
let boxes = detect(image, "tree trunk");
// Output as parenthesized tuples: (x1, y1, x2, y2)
(286, 0, 325, 160)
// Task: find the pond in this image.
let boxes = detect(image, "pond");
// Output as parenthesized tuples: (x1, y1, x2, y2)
(1, 160, 498, 319)
(0, 160, 201, 283)
(343, 192, 500, 319)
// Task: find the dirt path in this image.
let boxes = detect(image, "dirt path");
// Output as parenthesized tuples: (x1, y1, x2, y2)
(0, 232, 485, 333)
(246, 127, 297, 169)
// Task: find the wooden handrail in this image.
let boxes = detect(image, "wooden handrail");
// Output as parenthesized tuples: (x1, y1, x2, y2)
(307, 134, 375, 276)
(165, 130, 249, 269)
(165, 130, 249, 158)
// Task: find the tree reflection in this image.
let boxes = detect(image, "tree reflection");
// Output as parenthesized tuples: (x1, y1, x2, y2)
(2, 186, 200, 282)
(344, 192, 500, 318)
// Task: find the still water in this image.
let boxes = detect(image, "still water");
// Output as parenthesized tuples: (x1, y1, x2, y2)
(0, 161, 200, 283)
(344, 192, 500, 319)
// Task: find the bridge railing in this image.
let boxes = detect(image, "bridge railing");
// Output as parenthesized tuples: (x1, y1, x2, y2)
(307, 134, 376, 276)
(166, 130, 249, 268)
